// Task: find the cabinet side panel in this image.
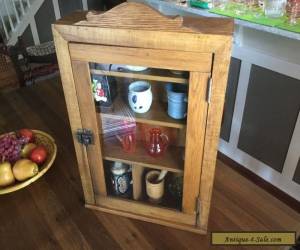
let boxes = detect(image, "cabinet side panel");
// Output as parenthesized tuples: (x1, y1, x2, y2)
(182, 72, 209, 214)
(199, 43, 232, 230)
(71, 60, 107, 196)
(52, 27, 95, 204)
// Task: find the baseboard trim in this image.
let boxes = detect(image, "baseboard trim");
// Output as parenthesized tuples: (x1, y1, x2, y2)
(217, 152, 300, 214)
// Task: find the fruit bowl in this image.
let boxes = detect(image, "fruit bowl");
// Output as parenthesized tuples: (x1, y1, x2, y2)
(0, 130, 57, 195)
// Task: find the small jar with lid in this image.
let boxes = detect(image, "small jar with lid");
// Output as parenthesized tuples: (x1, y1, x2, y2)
(110, 162, 132, 197)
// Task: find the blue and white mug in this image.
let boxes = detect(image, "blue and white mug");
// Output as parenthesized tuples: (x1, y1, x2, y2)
(128, 81, 152, 114)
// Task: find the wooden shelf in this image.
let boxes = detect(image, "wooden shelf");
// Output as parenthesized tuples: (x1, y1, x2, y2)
(90, 68, 188, 84)
(98, 96, 186, 129)
(103, 138, 184, 173)
(106, 194, 181, 211)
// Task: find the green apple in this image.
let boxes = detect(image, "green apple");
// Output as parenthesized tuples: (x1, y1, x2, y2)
(21, 143, 37, 158)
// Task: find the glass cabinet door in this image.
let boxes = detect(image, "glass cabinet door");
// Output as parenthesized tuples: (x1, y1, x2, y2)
(70, 43, 211, 226)
(90, 62, 189, 210)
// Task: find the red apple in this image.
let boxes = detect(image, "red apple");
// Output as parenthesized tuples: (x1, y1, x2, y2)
(19, 129, 34, 143)
(29, 146, 47, 165)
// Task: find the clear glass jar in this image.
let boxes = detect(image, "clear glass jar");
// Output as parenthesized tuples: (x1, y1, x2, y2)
(264, 0, 287, 17)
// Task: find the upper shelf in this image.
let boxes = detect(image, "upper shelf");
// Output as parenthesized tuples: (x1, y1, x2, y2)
(98, 95, 186, 129)
(90, 68, 188, 84)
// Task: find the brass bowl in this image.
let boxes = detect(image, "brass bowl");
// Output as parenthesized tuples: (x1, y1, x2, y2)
(0, 130, 57, 194)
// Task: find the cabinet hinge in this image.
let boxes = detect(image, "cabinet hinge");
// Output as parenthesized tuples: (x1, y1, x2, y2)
(76, 129, 94, 146)
(196, 196, 201, 225)
(206, 77, 212, 104)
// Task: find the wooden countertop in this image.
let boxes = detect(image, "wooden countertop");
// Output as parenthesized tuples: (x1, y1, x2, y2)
(0, 78, 299, 249)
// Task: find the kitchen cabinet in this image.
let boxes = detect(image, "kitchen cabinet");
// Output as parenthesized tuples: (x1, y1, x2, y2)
(52, 2, 233, 233)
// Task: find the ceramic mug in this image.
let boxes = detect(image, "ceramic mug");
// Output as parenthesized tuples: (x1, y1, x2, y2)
(165, 83, 188, 119)
(146, 170, 164, 203)
(128, 81, 152, 113)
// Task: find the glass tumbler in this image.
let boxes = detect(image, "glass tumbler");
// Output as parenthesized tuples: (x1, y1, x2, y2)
(264, 0, 287, 17)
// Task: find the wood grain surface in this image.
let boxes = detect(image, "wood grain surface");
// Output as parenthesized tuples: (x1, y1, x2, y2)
(75, 3, 233, 35)
(0, 78, 299, 249)
(132, 164, 144, 201)
(198, 44, 232, 231)
(182, 72, 209, 214)
(90, 68, 188, 84)
(69, 43, 212, 72)
(71, 60, 107, 197)
(53, 8, 233, 55)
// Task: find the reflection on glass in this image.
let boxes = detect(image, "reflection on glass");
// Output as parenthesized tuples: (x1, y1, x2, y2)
(264, 0, 287, 17)
(89, 62, 187, 210)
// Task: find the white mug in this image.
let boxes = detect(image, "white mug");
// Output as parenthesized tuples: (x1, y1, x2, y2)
(125, 65, 148, 71)
(128, 81, 152, 114)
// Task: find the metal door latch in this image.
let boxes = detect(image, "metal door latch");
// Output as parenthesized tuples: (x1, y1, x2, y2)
(76, 129, 93, 146)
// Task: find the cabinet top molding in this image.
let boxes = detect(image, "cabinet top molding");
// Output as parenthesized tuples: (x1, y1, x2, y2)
(75, 2, 233, 35)
(52, 3, 233, 53)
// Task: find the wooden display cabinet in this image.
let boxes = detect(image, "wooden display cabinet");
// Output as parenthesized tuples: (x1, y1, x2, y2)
(52, 3, 233, 234)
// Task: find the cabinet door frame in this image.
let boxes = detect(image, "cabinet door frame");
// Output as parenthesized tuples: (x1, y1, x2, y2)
(71, 60, 107, 197)
(182, 72, 210, 215)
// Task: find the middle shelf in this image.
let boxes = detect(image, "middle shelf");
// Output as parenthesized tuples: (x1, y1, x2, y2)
(102, 138, 184, 173)
(98, 95, 186, 129)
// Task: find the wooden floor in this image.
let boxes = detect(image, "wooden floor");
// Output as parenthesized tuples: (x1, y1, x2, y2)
(0, 78, 299, 250)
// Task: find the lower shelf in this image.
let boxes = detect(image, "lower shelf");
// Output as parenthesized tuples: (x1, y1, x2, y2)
(86, 199, 204, 234)
(107, 193, 180, 211)
(103, 160, 183, 211)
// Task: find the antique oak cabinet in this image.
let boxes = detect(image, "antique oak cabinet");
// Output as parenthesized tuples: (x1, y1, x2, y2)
(52, 3, 233, 234)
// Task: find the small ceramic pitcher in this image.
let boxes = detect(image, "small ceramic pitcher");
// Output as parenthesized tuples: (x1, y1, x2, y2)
(128, 81, 152, 113)
(145, 128, 169, 157)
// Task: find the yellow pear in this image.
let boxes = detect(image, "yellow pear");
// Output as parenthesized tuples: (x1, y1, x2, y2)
(13, 159, 39, 181)
(21, 143, 37, 158)
(0, 162, 15, 187)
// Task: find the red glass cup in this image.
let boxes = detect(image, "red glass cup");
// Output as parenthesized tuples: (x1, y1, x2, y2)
(116, 133, 136, 153)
